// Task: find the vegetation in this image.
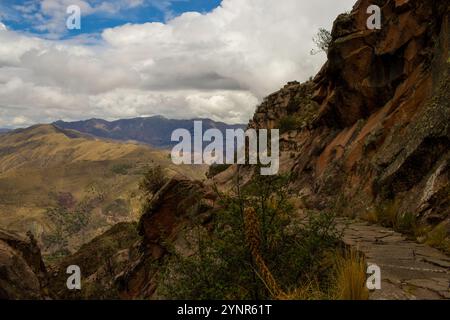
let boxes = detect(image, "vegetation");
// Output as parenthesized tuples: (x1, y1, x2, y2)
(111, 163, 133, 175)
(363, 201, 450, 255)
(139, 165, 168, 195)
(311, 28, 332, 55)
(364, 201, 420, 236)
(279, 116, 301, 133)
(207, 163, 231, 178)
(332, 250, 369, 300)
(158, 171, 366, 300)
(425, 223, 450, 255)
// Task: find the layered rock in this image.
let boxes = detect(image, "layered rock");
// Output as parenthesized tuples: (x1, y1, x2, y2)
(0, 229, 48, 299)
(117, 176, 216, 299)
(249, 0, 449, 230)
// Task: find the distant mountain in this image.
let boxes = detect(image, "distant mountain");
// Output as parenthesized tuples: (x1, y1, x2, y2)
(54, 116, 246, 148)
(0, 129, 10, 134)
(0, 124, 206, 258)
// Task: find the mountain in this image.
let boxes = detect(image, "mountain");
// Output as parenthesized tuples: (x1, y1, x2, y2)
(0, 129, 10, 134)
(54, 116, 246, 148)
(1, 0, 449, 300)
(0, 124, 206, 259)
(95, 0, 449, 300)
(248, 0, 450, 229)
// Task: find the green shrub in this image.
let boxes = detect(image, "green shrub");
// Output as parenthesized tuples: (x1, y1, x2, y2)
(311, 28, 332, 55)
(111, 163, 132, 175)
(139, 165, 168, 195)
(279, 116, 301, 133)
(426, 223, 450, 255)
(159, 173, 342, 300)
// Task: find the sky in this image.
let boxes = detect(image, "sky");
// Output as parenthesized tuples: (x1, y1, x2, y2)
(0, 0, 356, 127)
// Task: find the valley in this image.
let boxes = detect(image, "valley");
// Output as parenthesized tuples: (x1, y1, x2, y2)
(0, 124, 206, 259)
(0, 0, 448, 302)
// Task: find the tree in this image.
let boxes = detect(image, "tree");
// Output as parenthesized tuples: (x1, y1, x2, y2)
(311, 28, 332, 55)
(139, 165, 168, 195)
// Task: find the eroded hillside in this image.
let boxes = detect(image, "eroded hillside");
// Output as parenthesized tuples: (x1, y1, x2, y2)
(1, 0, 449, 300)
(0, 124, 206, 259)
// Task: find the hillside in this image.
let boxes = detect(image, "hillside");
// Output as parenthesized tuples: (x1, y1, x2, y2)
(113, 0, 450, 300)
(54, 116, 246, 148)
(0, 124, 206, 259)
(246, 0, 449, 236)
(1, 0, 448, 301)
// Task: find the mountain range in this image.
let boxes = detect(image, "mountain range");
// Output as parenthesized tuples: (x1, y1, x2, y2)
(0, 0, 449, 301)
(0, 124, 206, 259)
(53, 116, 246, 148)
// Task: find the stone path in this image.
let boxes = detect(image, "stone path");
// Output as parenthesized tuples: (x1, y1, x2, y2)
(340, 220, 450, 300)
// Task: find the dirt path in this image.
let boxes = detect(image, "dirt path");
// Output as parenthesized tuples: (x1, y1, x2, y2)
(340, 220, 450, 300)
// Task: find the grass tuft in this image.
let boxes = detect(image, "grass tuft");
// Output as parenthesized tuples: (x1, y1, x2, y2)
(333, 249, 369, 300)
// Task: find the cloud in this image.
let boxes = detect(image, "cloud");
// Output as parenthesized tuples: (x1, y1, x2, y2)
(0, 0, 356, 128)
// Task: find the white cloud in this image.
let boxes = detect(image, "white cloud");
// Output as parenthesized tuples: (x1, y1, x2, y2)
(0, 0, 356, 128)
(0, 22, 6, 31)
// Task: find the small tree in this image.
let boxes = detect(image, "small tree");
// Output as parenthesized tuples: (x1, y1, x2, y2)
(311, 28, 332, 55)
(139, 165, 168, 195)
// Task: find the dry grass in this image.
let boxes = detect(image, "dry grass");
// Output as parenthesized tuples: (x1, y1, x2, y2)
(332, 249, 369, 300)
(280, 249, 369, 301)
(426, 223, 450, 255)
(284, 279, 326, 300)
(361, 209, 378, 224)
(0, 124, 206, 256)
(365, 201, 426, 238)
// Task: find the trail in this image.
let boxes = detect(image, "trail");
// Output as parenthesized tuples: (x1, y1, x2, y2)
(341, 220, 450, 299)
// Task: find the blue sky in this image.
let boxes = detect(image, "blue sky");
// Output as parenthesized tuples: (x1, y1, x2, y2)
(0, 0, 222, 38)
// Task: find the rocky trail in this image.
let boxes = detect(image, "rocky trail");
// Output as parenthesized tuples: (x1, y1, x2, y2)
(340, 220, 450, 300)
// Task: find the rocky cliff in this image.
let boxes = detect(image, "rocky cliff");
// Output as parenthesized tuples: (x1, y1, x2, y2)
(249, 0, 449, 232)
(0, 229, 48, 299)
(1, 0, 448, 300)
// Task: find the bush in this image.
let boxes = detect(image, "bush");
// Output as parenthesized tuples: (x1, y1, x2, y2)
(111, 163, 132, 175)
(279, 116, 301, 133)
(311, 28, 332, 55)
(426, 223, 450, 255)
(139, 165, 168, 195)
(332, 249, 369, 300)
(159, 173, 343, 300)
(207, 163, 231, 178)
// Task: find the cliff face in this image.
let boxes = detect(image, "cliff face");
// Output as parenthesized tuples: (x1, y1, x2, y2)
(0, 229, 48, 299)
(94, 0, 450, 299)
(1, 0, 448, 300)
(250, 0, 449, 228)
(117, 177, 216, 299)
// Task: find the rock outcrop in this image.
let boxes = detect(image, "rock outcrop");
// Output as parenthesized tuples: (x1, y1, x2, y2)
(0, 229, 47, 299)
(1, 0, 448, 301)
(47, 222, 140, 299)
(117, 176, 216, 299)
(250, 0, 449, 230)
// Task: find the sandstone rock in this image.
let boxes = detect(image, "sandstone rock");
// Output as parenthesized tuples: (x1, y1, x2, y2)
(117, 177, 215, 299)
(0, 229, 47, 299)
